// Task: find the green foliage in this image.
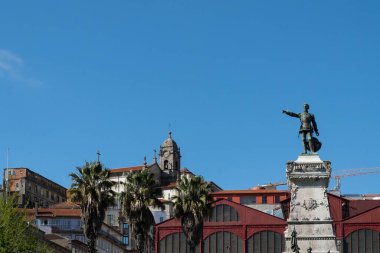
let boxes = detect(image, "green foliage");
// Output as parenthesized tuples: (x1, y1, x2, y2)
(69, 161, 116, 253)
(0, 196, 50, 253)
(120, 168, 163, 253)
(172, 175, 212, 253)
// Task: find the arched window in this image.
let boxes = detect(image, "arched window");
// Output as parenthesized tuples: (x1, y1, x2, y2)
(344, 229, 380, 253)
(164, 160, 169, 170)
(246, 230, 284, 253)
(208, 204, 240, 222)
(159, 232, 200, 253)
(203, 231, 243, 253)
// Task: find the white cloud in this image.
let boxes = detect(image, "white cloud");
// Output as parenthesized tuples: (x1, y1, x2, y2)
(0, 49, 42, 87)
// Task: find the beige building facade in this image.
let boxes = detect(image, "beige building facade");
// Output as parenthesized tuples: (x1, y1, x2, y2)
(3, 167, 67, 208)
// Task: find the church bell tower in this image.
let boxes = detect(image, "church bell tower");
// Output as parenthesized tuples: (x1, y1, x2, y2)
(159, 132, 181, 173)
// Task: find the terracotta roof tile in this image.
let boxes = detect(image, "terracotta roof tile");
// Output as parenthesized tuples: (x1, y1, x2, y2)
(211, 189, 289, 195)
(180, 168, 194, 175)
(110, 165, 144, 173)
(49, 201, 80, 209)
(36, 208, 81, 217)
(23, 207, 81, 220)
(160, 182, 177, 189)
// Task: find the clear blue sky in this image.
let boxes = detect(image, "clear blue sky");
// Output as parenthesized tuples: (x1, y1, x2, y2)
(0, 1, 379, 194)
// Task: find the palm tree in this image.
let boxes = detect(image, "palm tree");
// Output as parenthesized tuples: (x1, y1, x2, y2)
(120, 168, 163, 253)
(172, 175, 212, 253)
(69, 161, 116, 253)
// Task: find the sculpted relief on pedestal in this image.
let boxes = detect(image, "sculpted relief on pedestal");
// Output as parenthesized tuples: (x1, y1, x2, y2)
(302, 198, 318, 211)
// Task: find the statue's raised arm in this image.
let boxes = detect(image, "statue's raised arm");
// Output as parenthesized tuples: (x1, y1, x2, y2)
(282, 109, 300, 118)
(282, 104, 322, 154)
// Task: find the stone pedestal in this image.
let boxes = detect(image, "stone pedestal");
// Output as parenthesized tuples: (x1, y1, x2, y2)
(283, 154, 338, 253)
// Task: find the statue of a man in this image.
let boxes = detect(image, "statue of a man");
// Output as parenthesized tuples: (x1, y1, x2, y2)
(283, 104, 320, 154)
(291, 228, 300, 253)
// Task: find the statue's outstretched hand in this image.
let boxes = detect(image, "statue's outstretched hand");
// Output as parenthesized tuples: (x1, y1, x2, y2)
(282, 110, 287, 114)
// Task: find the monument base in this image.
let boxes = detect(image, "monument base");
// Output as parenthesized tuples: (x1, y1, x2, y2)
(284, 154, 338, 253)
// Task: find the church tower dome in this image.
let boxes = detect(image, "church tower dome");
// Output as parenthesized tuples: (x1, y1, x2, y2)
(159, 132, 181, 172)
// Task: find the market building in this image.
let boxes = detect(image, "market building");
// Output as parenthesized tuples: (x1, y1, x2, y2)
(156, 192, 380, 253)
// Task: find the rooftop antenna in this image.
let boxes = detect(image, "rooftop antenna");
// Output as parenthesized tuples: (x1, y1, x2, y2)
(97, 150, 101, 163)
(5, 148, 9, 198)
(6, 148, 9, 170)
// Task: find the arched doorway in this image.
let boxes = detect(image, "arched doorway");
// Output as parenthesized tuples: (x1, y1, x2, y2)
(159, 232, 200, 253)
(246, 230, 284, 253)
(203, 231, 243, 253)
(344, 229, 380, 253)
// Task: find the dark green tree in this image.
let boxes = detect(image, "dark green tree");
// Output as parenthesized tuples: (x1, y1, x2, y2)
(0, 196, 50, 253)
(69, 161, 116, 253)
(172, 175, 212, 253)
(120, 168, 163, 253)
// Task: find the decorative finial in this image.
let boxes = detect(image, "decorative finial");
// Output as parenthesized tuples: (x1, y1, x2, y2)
(143, 156, 147, 166)
(169, 131, 172, 139)
(153, 149, 157, 163)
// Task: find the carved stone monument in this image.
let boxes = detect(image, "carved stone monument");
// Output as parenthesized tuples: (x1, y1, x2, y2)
(283, 154, 338, 253)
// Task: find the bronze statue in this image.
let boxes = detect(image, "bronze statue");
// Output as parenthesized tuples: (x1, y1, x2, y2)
(291, 228, 300, 253)
(283, 104, 321, 154)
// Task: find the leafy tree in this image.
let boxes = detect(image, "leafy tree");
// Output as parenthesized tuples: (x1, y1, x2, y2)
(120, 168, 163, 253)
(69, 161, 116, 253)
(172, 175, 212, 253)
(0, 196, 50, 253)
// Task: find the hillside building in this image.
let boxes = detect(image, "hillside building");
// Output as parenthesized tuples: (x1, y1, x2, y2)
(156, 193, 380, 253)
(3, 167, 67, 208)
(106, 132, 222, 252)
(26, 201, 128, 253)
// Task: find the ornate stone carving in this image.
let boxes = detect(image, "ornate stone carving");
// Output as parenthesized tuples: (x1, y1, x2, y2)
(324, 201, 330, 210)
(302, 198, 318, 211)
(322, 186, 327, 197)
(290, 185, 299, 211)
(286, 161, 331, 174)
(291, 184, 298, 198)
(313, 227, 320, 235)
(291, 202, 300, 211)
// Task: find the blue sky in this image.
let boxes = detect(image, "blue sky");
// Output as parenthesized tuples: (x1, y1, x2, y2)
(0, 1, 379, 194)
